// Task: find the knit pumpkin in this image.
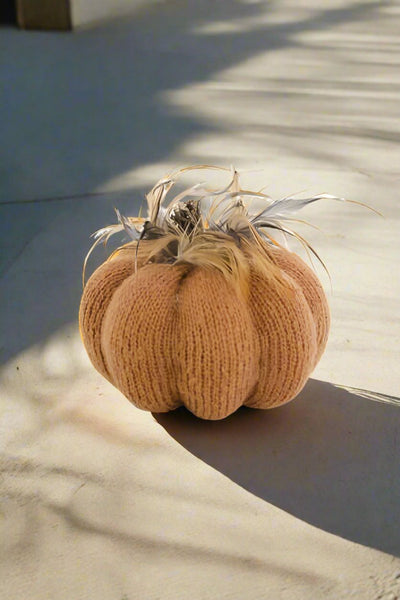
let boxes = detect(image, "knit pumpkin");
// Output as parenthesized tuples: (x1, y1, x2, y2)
(80, 166, 334, 420)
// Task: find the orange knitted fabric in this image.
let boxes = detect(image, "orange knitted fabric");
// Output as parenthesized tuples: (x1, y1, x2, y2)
(79, 244, 329, 419)
(79, 167, 334, 419)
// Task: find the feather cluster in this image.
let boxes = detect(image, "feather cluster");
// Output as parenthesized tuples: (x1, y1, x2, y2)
(83, 165, 373, 292)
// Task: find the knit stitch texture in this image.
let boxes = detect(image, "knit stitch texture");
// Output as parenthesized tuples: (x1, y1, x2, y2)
(79, 244, 329, 419)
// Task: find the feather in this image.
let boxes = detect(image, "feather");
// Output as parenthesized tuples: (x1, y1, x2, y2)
(175, 231, 251, 297)
(82, 223, 125, 287)
(83, 165, 379, 292)
(115, 208, 142, 241)
(237, 232, 293, 291)
(146, 177, 174, 224)
(251, 193, 381, 223)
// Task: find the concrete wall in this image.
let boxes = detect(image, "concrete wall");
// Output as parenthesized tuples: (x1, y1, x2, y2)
(70, 0, 158, 28)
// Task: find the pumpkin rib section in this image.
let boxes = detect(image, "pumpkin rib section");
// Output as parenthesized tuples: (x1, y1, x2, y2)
(244, 269, 317, 409)
(100, 264, 186, 412)
(269, 247, 330, 365)
(173, 268, 260, 420)
(79, 253, 136, 382)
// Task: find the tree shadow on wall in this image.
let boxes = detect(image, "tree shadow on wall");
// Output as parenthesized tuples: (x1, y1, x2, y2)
(154, 379, 400, 557)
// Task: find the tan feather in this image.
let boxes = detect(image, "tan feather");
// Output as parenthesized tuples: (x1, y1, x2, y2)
(175, 231, 250, 298)
(83, 165, 379, 291)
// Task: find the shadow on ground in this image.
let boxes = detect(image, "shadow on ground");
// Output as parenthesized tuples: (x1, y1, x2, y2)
(1, 0, 385, 201)
(155, 378, 400, 556)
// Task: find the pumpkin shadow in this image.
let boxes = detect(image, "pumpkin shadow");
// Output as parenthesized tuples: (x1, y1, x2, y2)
(154, 379, 400, 557)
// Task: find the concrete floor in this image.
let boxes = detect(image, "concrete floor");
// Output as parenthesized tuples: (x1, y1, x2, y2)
(1, 1, 400, 598)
